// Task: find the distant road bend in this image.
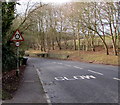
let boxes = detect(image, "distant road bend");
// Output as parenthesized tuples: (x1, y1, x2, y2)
(28, 57, 119, 103)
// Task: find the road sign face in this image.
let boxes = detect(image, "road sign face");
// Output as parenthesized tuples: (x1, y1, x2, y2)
(11, 30, 24, 42)
(15, 42, 20, 47)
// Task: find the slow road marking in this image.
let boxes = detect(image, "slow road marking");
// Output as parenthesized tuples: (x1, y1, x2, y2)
(55, 75, 96, 81)
(88, 70, 103, 75)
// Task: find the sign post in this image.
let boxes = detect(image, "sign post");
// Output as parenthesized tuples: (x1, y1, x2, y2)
(16, 44, 19, 76)
(10, 30, 24, 76)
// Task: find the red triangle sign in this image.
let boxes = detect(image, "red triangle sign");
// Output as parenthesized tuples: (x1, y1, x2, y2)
(11, 29, 24, 42)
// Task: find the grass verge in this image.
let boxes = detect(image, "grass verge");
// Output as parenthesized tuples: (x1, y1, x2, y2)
(25, 49, 118, 66)
(50, 50, 118, 66)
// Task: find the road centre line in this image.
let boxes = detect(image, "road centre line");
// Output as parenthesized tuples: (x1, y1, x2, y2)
(65, 64, 71, 67)
(113, 78, 120, 81)
(58, 63, 63, 64)
(52, 62, 84, 69)
(88, 70, 103, 75)
(74, 66, 83, 69)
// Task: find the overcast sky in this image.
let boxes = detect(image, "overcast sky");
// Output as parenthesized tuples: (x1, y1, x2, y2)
(16, 0, 118, 14)
(16, 0, 74, 14)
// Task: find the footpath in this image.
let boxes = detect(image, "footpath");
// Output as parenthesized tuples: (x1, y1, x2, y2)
(3, 58, 47, 104)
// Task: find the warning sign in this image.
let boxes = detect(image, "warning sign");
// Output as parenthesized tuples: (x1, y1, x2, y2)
(11, 30, 24, 42)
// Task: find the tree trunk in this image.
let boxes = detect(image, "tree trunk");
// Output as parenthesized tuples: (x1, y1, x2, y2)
(99, 35, 109, 55)
(73, 38, 77, 50)
(85, 39, 89, 51)
(78, 38, 80, 50)
(56, 37, 62, 50)
(91, 40, 95, 52)
(64, 38, 68, 50)
(112, 38, 117, 55)
(87, 27, 109, 55)
(52, 40, 55, 50)
(110, 23, 118, 55)
(91, 36, 95, 52)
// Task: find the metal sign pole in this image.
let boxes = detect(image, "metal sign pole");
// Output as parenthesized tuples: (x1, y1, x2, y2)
(16, 42, 19, 76)
(10, 29, 24, 77)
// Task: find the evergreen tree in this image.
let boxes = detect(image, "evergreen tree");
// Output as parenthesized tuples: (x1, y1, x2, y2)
(2, 2, 17, 72)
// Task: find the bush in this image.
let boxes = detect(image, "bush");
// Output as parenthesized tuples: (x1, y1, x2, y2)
(19, 50, 25, 56)
(2, 45, 17, 72)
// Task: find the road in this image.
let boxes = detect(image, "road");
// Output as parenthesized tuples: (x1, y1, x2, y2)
(28, 57, 119, 104)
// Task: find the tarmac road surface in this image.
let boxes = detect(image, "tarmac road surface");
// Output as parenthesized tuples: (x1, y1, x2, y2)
(29, 57, 119, 104)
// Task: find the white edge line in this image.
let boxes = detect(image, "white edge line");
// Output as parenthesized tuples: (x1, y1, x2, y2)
(88, 70, 103, 75)
(113, 78, 120, 81)
(36, 69, 52, 105)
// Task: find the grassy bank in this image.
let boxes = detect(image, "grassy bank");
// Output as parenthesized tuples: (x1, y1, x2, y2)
(49, 50, 119, 66)
(25, 49, 119, 66)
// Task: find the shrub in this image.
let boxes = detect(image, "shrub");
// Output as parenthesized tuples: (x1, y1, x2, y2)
(2, 45, 17, 72)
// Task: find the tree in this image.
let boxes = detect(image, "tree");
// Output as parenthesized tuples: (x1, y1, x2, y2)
(82, 2, 110, 55)
(14, 2, 119, 56)
(2, 2, 17, 72)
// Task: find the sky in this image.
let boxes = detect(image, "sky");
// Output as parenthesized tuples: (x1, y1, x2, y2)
(16, 0, 71, 14)
(15, 0, 118, 14)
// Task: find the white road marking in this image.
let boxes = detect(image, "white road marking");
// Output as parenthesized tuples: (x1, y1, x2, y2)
(55, 77, 65, 81)
(74, 66, 83, 69)
(88, 70, 103, 75)
(58, 63, 62, 64)
(46, 94, 52, 104)
(36, 69, 52, 105)
(74, 75, 96, 79)
(65, 64, 71, 67)
(55, 75, 96, 81)
(64, 77, 76, 80)
(79, 67, 83, 69)
(113, 78, 120, 81)
(53, 62, 56, 64)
